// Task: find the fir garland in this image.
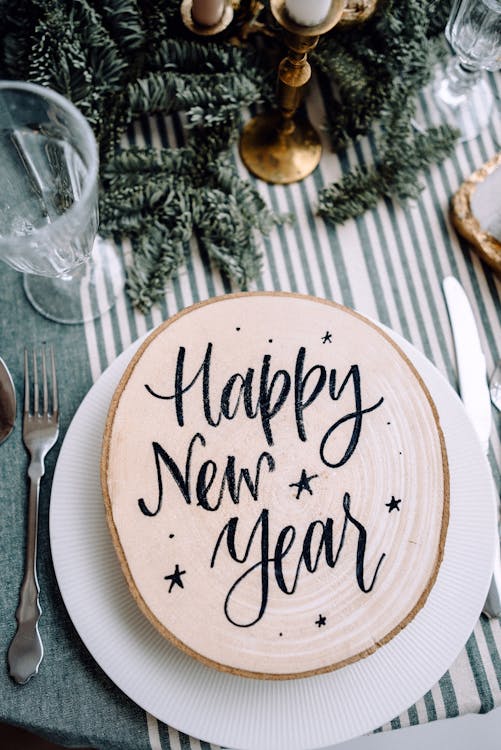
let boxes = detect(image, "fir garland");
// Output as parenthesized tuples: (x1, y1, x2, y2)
(0, 0, 456, 311)
(312, 0, 457, 223)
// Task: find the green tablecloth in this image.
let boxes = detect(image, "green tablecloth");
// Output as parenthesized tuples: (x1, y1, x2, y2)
(0, 73, 500, 750)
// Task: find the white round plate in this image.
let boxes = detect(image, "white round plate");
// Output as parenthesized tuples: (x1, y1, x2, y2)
(49, 323, 496, 750)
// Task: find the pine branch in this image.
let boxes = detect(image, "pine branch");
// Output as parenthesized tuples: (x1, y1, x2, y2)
(91, 0, 145, 54)
(314, 0, 456, 226)
(24, 0, 130, 138)
(99, 138, 283, 310)
(127, 70, 266, 126)
(318, 125, 458, 223)
(0, 0, 38, 78)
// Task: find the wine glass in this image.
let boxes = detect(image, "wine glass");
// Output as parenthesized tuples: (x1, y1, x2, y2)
(0, 81, 124, 324)
(424, 0, 501, 141)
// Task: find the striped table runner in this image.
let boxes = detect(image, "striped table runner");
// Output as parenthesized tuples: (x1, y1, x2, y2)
(75, 69, 500, 748)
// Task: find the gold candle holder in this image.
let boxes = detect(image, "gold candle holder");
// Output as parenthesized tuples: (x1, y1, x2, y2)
(338, 0, 379, 26)
(181, 0, 235, 36)
(239, 0, 345, 184)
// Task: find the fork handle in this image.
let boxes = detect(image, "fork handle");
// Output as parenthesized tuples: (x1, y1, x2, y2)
(8, 469, 44, 684)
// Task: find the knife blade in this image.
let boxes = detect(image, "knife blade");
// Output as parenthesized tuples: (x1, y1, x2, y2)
(442, 276, 491, 454)
(443, 276, 500, 618)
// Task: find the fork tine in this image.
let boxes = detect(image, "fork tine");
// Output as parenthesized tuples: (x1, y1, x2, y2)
(33, 350, 39, 415)
(41, 347, 48, 416)
(24, 349, 30, 414)
(50, 345, 58, 415)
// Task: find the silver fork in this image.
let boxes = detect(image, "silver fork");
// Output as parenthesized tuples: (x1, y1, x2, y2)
(8, 346, 59, 684)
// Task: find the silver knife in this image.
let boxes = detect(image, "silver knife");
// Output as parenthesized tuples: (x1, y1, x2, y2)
(443, 276, 500, 618)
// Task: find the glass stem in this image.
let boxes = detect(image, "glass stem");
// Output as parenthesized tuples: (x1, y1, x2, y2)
(58, 258, 89, 283)
(445, 57, 481, 97)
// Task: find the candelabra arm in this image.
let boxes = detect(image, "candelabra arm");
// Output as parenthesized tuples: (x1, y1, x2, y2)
(239, 35, 322, 184)
(277, 34, 318, 127)
(239, 0, 344, 184)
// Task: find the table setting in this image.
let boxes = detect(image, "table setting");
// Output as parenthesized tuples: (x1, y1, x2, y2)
(0, 1, 500, 749)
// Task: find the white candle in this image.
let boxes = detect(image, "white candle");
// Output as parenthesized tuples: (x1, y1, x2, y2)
(191, 0, 225, 26)
(285, 0, 331, 26)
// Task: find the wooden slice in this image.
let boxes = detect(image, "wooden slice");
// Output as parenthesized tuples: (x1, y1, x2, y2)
(101, 293, 449, 679)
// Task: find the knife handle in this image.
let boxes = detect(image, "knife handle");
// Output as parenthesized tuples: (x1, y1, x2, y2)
(483, 539, 501, 618)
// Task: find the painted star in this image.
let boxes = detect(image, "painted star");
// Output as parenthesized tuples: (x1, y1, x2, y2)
(315, 614, 327, 628)
(289, 469, 318, 499)
(385, 495, 402, 513)
(321, 331, 332, 344)
(164, 563, 186, 592)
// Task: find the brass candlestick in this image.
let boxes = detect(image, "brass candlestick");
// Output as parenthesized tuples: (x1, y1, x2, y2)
(239, 0, 345, 184)
(181, 0, 235, 36)
(339, 0, 379, 26)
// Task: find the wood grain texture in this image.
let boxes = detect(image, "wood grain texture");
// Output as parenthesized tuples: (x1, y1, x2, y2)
(102, 292, 449, 679)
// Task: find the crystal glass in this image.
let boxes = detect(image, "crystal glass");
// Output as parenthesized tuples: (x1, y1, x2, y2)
(428, 0, 501, 141)
(0, 81, 124, 323)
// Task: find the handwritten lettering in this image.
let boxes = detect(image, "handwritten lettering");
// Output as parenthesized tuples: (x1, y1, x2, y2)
(138, 342, 388, 630)
(138, 433, 275, 515)
(144, 345, 384, 455)
(210, 493, 386, 627)
(320, 364, 384, 467)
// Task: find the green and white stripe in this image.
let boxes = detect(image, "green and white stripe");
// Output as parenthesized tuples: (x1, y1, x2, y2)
(80, 72, 500, 749)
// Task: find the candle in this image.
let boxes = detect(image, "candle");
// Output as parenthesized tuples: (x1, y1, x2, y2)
(285, 0, 331, 26)
(191, 0, 225, 26)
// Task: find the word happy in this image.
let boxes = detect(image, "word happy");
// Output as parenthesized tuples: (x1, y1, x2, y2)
(145, 342, 384, 466)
